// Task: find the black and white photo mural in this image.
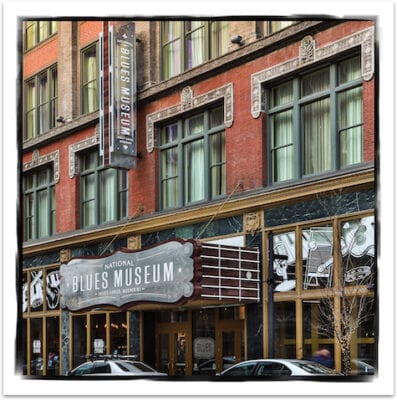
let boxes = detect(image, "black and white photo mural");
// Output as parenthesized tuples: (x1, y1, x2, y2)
(272, 216, 375, 292)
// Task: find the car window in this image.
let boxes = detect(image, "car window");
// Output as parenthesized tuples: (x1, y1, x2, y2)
(115, 361, 155, 373)
(292, 360, 332, 373)
(93, 362, 111, 374)
(72, 363, 94, 375)
(223, 362, 256, 377)
(256, 362, 292, 377)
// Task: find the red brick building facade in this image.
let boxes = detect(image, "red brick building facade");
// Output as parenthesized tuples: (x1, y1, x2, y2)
(20, 18, 376, 377)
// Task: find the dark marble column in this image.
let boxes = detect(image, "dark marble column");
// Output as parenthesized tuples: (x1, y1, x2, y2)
(129, 311, 140, 359)
(61, 310, 70, 376)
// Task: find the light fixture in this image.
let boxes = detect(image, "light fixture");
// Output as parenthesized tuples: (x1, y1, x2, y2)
(230, 35, 244, 46)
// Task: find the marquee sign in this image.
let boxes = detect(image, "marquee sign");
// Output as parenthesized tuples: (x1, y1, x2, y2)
(60, 240, 199, 311)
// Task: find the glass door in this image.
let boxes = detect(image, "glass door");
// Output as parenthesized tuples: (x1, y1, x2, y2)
(156, 325, 190, 376)
(216, 321, 244, 373)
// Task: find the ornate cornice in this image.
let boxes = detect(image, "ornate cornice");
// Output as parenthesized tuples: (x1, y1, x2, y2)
(251, 26, 375, 118)
(146, 83, 234, 152)
(23, 149, 60, 183)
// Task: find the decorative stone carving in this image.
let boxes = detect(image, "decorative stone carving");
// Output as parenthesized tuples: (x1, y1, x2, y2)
(23, 149, 60, 183)
(146, 83, 234, 152)
(60, 249, 71, 263)
(127, 235, 141, 250)
(300, 35, 315, 64)
(251, 26, 375, 118)
(181, 86, 194, 110)
(244, 212, 262, 236)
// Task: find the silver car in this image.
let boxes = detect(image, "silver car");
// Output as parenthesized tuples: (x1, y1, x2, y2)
(218, 359, 339, 378)
(68, 359, 167, 377)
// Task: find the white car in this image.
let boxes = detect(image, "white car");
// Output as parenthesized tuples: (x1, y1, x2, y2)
(67, 359, 167, 378)
(218, 359, 339, 378)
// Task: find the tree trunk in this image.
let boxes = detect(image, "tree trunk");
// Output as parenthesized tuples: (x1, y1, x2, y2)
(342, 346, 351, 375)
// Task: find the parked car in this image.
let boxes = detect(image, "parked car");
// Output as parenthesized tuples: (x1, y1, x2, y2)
(351, 359, 375, 375)
(193, 356, 236, 375)
(217, 359, 340, 378)
(67, 358, 167, 378)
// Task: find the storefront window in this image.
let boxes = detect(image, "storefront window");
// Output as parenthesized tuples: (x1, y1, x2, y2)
(110, 312, 127, 356)
(272, 231, 296, 292)
(46, 316, 59, 376)
(302, 225, 333, 290)
(91, 314, 106, 354)
(22, 319, 27, 375)
(46, 268, 60, 310)
(30, 270, 44, 312)
(341, 216, 375, 286)
(72, 315, 87, 368)
(30, 318, 43, 375)
(274, 302, 296, 358)
(192, 310, 216, 375)
(303, 300, 334, 360)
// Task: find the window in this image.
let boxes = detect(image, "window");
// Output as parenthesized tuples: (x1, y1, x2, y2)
(23, 167, 56, 241)
(267, 20, 295, 35)
(267, 55, 363, 184)
(24, 66, 58, 140)
(80, 150, 127, 227)
(162, 21, 229, 80)
(159, 106, 226, 210)
(25, 21, 57, 51)
(81, 44, 98, 114)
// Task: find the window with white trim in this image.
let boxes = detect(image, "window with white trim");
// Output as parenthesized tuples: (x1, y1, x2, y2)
(159, 105, 226, 210)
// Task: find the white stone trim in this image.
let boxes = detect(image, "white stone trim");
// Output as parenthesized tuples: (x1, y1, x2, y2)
(23, 149, 60, 183)
(146, 83, 234, 153)
(68, 134, 99, 177)
(251, 26, 375, 118)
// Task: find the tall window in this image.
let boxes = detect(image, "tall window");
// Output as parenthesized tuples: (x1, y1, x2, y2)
(25, 21, 58, 51)
(81, 44, 98, 114)
(162, 21, 229, 80)
(24, 66, 58, 140)
(268, 55, 363, 184)
(159, 106, 226, 210)
(23, 167, 56, 241)
(80, 150, 127, 227)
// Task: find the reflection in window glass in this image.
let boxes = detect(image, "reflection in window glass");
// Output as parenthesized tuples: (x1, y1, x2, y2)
(110, 312, 127, 356)
(30, 318, 43, 375)
(72, 315, 87, 368)
(274, 302, 296, 358)
(46, 317, 59, 376)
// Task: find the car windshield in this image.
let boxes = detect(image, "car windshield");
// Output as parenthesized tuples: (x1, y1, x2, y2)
(291, 360, 333, 373)
(115, 361, 155, 373)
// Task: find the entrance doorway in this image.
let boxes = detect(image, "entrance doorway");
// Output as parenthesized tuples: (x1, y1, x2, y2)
(154, 307, 245, 377)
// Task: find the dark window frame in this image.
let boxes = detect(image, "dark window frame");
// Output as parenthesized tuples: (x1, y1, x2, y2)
(161, 21, 229, 80)
(266, 53, 363, 185)
(158, 104, 226, 211)
(24, 21, 58, 51)
(81, 42, 99, 115)
(24, 65, 58, 141)
(23, 166, 56, 241)
(79, 149, 128, 228)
